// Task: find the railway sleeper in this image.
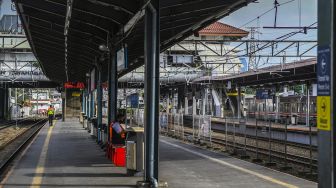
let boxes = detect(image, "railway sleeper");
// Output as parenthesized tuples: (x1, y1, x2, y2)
(264, 161, 277, 167)
(280, 166, 293, 171)
(251, 158, 263, 163)
(234, 148, 250, 159)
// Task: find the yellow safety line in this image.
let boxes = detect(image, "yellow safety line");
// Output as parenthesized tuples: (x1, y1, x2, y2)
(30, 122, 55, 188)
(161, 140, 299, 188)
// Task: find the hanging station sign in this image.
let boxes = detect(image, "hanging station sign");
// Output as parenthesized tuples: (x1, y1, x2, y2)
(90, 69, 96, 91)
(64, 82, 85, 89)
(117, 45, 128, 71)
(256, 89, 272, 100)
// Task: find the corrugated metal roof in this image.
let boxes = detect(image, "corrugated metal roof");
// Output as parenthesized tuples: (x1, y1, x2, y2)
(15, 0, 254, 82)
(192, 58, 317, 86)
(198, 22, 249, 37)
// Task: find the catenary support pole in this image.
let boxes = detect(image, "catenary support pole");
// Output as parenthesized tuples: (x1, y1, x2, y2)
(306, 83, 310, 127)
(237, 85, 241, 120)
(142, 0, 160, 186)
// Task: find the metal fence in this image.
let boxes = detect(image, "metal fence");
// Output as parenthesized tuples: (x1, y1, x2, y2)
(159, 112, 168, 133)
(191, 115, 212, 145)
(219, 116, 317, 174)
(130, 109, 144, 127)
(157, 111, 317, 176)
(173, 113, 184, 139)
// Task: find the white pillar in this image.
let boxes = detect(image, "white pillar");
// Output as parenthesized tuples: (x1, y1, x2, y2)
(184, 97, 188, 115)
(192, 96, 196, 115)
(202, 89, 206, 116)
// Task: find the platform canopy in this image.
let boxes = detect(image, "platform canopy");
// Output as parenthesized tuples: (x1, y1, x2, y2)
(193, 58, 317, 86)
(15, 0, 253, 83)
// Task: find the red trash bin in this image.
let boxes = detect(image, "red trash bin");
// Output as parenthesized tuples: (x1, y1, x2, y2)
(113, 147, 126, 167)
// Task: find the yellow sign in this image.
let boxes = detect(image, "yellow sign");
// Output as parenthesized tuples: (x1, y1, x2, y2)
(317, 96, 331, 131)
(72, 92, 81, 97)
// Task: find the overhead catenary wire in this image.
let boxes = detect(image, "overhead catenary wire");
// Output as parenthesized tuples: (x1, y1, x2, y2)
(238, 0, 296, 29)
(125, 0, 315, 82)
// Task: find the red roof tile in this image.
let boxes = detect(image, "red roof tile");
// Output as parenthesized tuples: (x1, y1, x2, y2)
(198, 22, 249, 37)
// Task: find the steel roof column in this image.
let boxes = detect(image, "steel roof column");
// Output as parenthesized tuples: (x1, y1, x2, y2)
(82, 90, 85, 114)
(108, 51, 118, 141)
(97, 65, 103, 143)
(107, 54, 112, 126)
(0, 88, 8, 119)
(317, 0, 333, 187)
(141, 0, 160, 186)
(62, 89, 66, 122)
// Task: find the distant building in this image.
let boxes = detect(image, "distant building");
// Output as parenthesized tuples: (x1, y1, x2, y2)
(165, 22, 249, 76)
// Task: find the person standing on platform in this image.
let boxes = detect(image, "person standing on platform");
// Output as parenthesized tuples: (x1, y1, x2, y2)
(47, 105, 55, 126)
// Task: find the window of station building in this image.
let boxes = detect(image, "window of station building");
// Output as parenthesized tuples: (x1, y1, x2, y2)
(176, 55, 193, 64)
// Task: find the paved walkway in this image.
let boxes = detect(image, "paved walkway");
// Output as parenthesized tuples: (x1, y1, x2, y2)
(1, 119, 140, 188)
(0, 119, 317, 188)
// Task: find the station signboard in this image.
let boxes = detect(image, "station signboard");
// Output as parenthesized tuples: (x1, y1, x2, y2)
(64, 82, 85, 89)
(90, 69, 95, 91)
(71, 92, 81, 97)
(317, 46, 331, 131)
(117, 46, 128, 71)
(256, 89, 272, 100)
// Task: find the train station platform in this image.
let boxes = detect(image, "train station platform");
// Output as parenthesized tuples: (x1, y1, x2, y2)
(0, 119, 317, 188)
(211, 117, 317, 133)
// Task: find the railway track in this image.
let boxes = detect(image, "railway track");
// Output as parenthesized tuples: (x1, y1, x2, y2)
(163, 124, 318, 181)
(182, 117, 317, 149)
(172, 129, 317, 166)
(210, 136, 317, 168)
(0, 118, 31, 131)
(0, 118, 47, 176)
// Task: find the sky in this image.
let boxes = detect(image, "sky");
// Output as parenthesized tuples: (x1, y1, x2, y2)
(221, 0, 317, 40)
(0, 0, 16, 17)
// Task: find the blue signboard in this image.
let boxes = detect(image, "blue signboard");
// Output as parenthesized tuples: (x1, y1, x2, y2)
(317, 46, 331, 96)
(239, 58, 248, 72)
(256, 89, 271, 100)
(127, 94, 139, 108)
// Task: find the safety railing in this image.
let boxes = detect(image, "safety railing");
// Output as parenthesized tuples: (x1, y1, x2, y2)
(173, 113, 184, 140)
(192, 115, 212, 146)
(158, 112, 317, 176)
(131, 109, 144, 127)
(159, 112, 169, 134)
